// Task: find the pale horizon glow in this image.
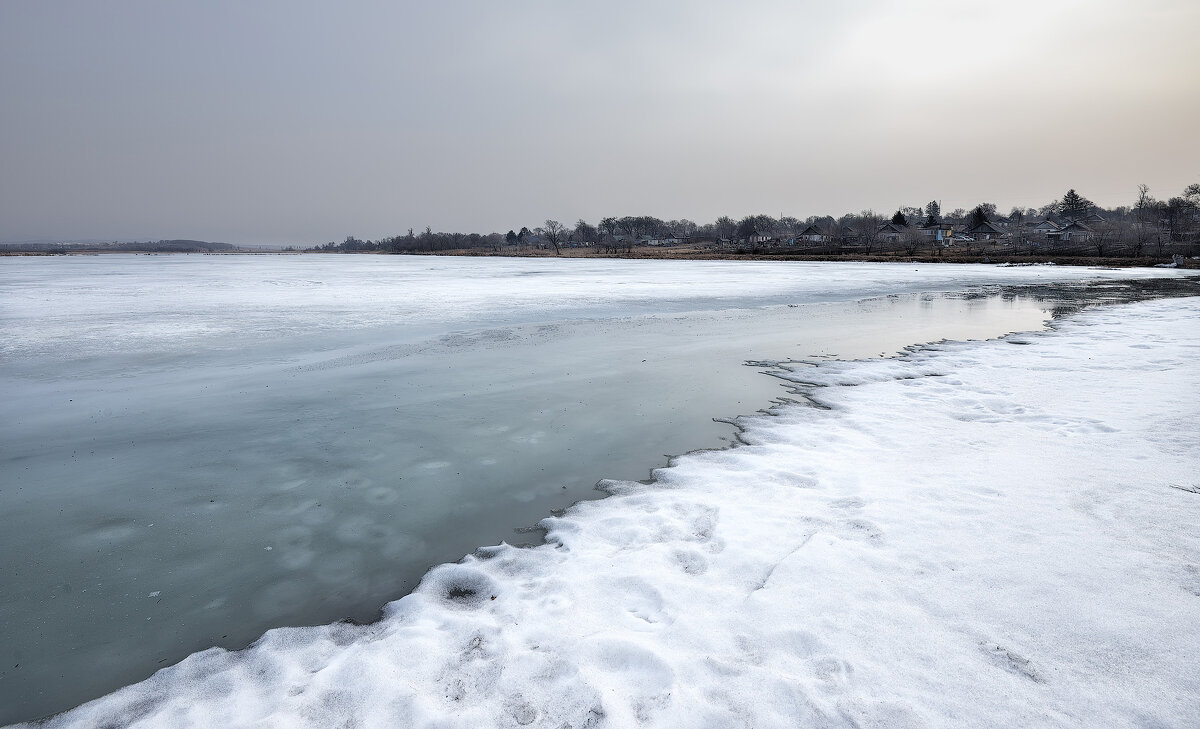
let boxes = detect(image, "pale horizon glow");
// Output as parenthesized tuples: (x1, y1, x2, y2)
(1, 0, 1197, 245)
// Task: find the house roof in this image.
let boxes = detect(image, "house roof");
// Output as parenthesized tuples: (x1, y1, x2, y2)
(966, 221, 1005, 234)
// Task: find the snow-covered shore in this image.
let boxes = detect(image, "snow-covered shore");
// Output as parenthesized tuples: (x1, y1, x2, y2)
(25, 296, 1200, 729)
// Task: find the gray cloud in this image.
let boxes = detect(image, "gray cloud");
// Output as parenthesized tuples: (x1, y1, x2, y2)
(2, 0, 1197, 244)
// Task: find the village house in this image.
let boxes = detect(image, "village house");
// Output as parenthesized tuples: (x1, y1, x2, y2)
(796, 224, 828, 244)
(644, 232, 685, 246)
(836, 225, 861, 246)
(1032, 219, 1061, 235)
(1048, 221, 1093, 243)
(919, 221, 955, 245)
(964, 221, 1006, 240)
(741, 228, 773, 245)
(876, 222, 907, 244)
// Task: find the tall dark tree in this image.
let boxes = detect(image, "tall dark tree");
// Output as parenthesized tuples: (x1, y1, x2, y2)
(517, 226, 531, 243)
(923, 200, 941, 225)
(967, 205, 990, 228)
(891, 210, 908, 226)
(1059, 189, 1093, 221)
(505, 230, 517, 246)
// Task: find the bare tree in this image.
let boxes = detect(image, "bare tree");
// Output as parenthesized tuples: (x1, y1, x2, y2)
(713, 216, 736, 247)
(542, 220, 566, 255)
(1163, 197, 1194, 254)
(1091, 221, 1117, 257)
(1132, 184, 1156, 258)
(668, 219, 698, 237)
(901, 225, 924, 256)
(573, 219, 597, 249)
(598, 217, 619, 253)
(856, 210, 882, 253)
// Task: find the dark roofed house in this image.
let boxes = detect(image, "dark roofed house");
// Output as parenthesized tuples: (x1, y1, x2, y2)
(646, 232, 685, 246)
(1033, 219, 1061, 235)
(836, 225, 861, 246)
(797, 224, 828, 243)
(965, 221, 1005, 240)
(744, 228, 772, 245)
(876, 222, 907, 244)
(1048, 221, 1093, 243)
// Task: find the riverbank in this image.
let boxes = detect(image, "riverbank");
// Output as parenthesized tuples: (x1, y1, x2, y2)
(345, 243, 1200, 268)
(4, 247, 1197, 269)
(404, 245, 1194, 267)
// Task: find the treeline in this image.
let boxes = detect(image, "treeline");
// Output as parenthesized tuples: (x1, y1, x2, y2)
(318, 181, 1199, 259)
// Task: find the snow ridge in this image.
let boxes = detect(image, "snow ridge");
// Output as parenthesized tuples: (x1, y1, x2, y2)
(23, 297, 1200, 729)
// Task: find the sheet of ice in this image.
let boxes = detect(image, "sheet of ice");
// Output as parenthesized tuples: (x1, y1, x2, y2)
(22, 295, 1200, 728)
(0, 255, 1187, 365)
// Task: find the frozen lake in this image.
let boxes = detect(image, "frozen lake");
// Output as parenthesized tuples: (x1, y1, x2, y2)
(0, 255, 1187, 724)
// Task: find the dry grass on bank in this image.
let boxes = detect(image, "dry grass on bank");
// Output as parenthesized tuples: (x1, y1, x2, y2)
(408, 244, 1197, 269)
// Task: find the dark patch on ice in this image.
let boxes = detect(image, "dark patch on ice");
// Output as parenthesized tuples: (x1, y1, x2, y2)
(1181, 565, 1200, 597)
(673, 549, 708, 575)
(421, 565, 499, 609)
(582, 705, 607, 728)
(447, 586, 480, 602)
(503, 695, 538, 725)
(980, 642, 1045, 683)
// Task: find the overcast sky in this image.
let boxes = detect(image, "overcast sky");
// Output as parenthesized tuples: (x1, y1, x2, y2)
(2, 0, 1197, 245)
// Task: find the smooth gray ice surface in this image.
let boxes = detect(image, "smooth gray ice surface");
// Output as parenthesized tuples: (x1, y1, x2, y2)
(0, 255, 1178, 723)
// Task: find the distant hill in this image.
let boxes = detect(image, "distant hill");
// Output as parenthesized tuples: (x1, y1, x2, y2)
(0, 239, 237, 253)
(120, 239, 237, 252)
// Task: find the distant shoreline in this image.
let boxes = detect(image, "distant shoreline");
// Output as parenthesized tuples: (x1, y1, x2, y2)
(4, 247, 1195, 269)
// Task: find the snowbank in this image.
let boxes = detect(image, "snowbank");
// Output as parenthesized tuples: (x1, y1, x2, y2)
(24, 297, 1200, 729)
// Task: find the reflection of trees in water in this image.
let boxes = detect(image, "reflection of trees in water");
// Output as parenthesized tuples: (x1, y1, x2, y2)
(998, 277, 1200, 320)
